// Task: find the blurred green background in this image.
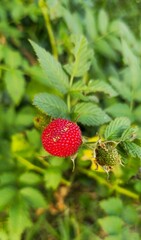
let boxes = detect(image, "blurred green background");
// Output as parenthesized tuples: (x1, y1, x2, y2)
(0, 0, 141, 239)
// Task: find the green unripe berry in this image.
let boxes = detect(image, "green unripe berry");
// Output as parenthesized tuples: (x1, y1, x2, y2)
(96, 142, 121, 167)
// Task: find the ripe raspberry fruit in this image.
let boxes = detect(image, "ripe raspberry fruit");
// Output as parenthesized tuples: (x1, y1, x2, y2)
(41, 118, 82, 157)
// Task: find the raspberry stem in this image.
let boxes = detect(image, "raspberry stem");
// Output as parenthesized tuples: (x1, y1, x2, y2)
(67, 75, 74, 112)
(79, 167, 139, 200)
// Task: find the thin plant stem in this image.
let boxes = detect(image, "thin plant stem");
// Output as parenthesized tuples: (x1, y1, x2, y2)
(79, 167, 139, 200)
(39, 0, 58, 59)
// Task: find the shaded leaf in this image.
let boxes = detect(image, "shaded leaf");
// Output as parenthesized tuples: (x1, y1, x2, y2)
(109, 77, 131, 102)
(106, 103, 133, 120)
(88, 80, 118, 97)
(74, 102, 111, 126)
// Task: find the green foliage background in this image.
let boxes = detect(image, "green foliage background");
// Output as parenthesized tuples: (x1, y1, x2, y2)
(0, 0, 141, 239)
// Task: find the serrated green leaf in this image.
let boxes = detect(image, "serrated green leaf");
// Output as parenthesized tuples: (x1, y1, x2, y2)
(0, 187, 16, 210)
(64, 35, 93, 77)
(29, 40, 69, 94)
(88, 80, 118, 97)
(99, 216, 123, 235)
(20, 187, 47, 208)
(120, 127, 138, 141)
(8, 198, 32, 240)
(100, 197, 123, 215)
(74, 102, 111, 126)
(104, 117, 131, 140)
(122, 141, 141, 159)
(33, 93, 68, 118)
(98, 9, 109, 35)
(109, 77, 131, 102)
(4, 69, 25, 105)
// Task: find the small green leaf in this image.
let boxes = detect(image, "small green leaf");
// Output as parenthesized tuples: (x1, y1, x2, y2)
(64, 35, 93, 77)
(100, 197, 123, 215)
(104, 117, 131, 140)
(29, 40, 69, 94)
(88, 80, 118, 97)
(44, 168, 62, 189)
(0, 187, 16, 210)
(33, 93, 69, 118)
(99, 216, 123, 235)
(4, 69, 25, 105)
(121, 141, 141, 159)
(20, 187, 47, 208)
(74, 102, 111, 126)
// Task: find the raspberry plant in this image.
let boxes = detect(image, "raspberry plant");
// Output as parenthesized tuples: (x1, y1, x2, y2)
(1, 1, 141, 239)
(30, 37, 141, 173)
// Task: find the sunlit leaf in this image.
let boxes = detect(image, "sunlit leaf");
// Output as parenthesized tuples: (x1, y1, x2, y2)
(30, 40, 69, 94)
(33, 93, 69, 118)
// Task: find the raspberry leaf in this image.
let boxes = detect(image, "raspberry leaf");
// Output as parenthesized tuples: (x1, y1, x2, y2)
(120, 127, 138, 141)
(109, 77, 132, 102)
(74, 102, 111, 126)
(29, 40, 69, 94)
(87, 80, 118, 97)
(33, 93, 69, 118)
(64, 35, 93, 77)
(121, 141, 141, 159)
(104, 117, 131, 140)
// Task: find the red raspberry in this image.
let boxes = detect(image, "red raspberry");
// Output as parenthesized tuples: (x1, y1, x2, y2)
(41, 118, 82, 157)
